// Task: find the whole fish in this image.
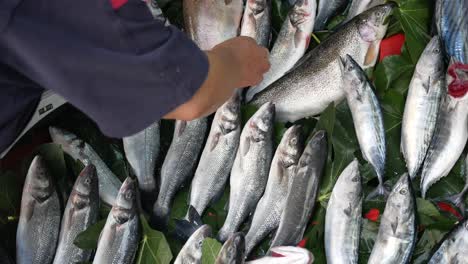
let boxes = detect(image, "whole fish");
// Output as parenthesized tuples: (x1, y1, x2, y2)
(188, 94, 241, 217)
(49, 127, 122, 206)
(401, 36, 445, 179)
(324, 159, 362, 264)
(16, 155, 61, 264)
(245, 125, 304, 256)
(152, 118, 208, 230)
(340, 54, 387, 199)
(314, 0, 348, 31)
(269, 130, 327, 249)
(217, 102, 275, 242)
(368, 173, 417, 264)
(93, 177, 140, 264)
(427, 218, 468, 264)
(246, 247, 314, 264)
(183, 0, 243, 50)
(174, 225, 212, 264)
(246, 0, 317, 101)
(53, 165, 99, 264)
(344, 0, 386, 23)
(123, 122, 160, 209)
(240, 0, 272, 47)
(250, 4, 394, 122)
(215, 232, 246, 264)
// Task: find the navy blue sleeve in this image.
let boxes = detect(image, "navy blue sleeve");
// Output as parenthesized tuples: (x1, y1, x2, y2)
(0, 0, 209, 138)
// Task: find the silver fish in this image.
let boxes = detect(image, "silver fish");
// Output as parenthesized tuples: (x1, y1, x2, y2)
(246, 247, 314, 264)
(250, 4, 394, 122)
(344, 0, 386, 23)
(428, 218, 468, 264)
(269, 130, 327, 249)
(401, 36, 445, 179)
(215, 232, 246, 264)
(152, 118, 208, 230)
(49, 127, 122, 206)
(368, 173, 417, 264)
(314, 0, 348, 31)
(53, 165, 99, 264)
(324, 159, 362, 264)
(240, 0, 272, 47)
(123, 122, 160, 208)
(183, 0, 243, 50)
(217, 102, 275, 242)
(340, 54, 387, 199)
(16, 155, 61, 264)
(246, 0, 317, 101)
(188, 94, 241, 217)
(93, 177, 140, 264)
(174, 225, 212, 264)
(244, 125, 304, 256)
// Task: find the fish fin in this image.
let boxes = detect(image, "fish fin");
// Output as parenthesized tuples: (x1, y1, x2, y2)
(187, 205, 203, 226)
(294, 29, 305, 49)
(173, 206, 203, 241)
(343, 203, 353, 217)
(24, 200, 35, 221)
(391, 217, 399, 234)
(423, 76, 431, 93)
(177, 121, 187, 137)
(364, 41, 380, 67)
(243, 137, 251, 156)
(365, 183, 390, 200)
(210, 132, 221, 152)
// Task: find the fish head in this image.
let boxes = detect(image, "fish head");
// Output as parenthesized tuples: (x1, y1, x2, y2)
(246, 0, 269, 15)
(72, 165, 98, 208)
(356, 3, 395, 42)
(26, 156, 54, 203)
(112, 177, 137, 224)
(217, 232, 246, 263)
(343, 159, 361, 184)
(219, 92, 241, 134)
(289, 0, 315, 32)
(279, 125, 304, 168)
(418, 36, 444, 75)
(387, 173, 414, 219)
(187, 225, 212, 259)
(49, 127, 83, 159)
(339, 55, 368, 99)
(249, 102, 275, 142)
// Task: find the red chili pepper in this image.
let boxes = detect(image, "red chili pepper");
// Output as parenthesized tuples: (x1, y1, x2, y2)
(111, 0, 128, 10)
(379, 33, 406, 62)
(437, 202, 463, 220)
(297, 238, 307, 248)
(364, 208, 380, 222)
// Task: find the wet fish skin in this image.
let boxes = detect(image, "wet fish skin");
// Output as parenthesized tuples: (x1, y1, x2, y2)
(246, 0, 317, 101)
(53, 165, 99, 264)
(241, 0, 272, 47)
(428, 218, 468, 264)
(368, 173, 417, 264)
(49, 127, 122, 206)
(250, 4, 394, 122)
(314, 0, 348, 31)
(401, 36, 445, 179)
(93, 177, 140, 264)
(16, 156, 61, 264)
(188, 94, 241, 217)
(269, 130, 327, 249)
(344, 0, 386, 23)
(217, 102, 275, 242)
(215, 232, 246, 264)
(244, 125, 304, 256)
(152, 118, 208, 230)
(246, 247, 314, 264)
(340, 54, 387, 199)
(174, 225, 212, 264)
(324, 159, 362, 264)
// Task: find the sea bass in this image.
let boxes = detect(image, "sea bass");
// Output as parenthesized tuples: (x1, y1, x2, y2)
(314, 0, 348, 31)
(246, 0, 317, 101)
(269, 130, 327, 249)
(215, 233, 246, 264)
(217, 103, 275, 242)
(428, 218, 468, 264)
(324, 159, 362, 264)
(93, 177, 140, 264)
(16, 156, 61, 264)
(53, 165, 99, 264)
(340, 54, 387, 199)
(174, 225, 212, 264)
(49, 127, 122, 206)
(401, 36, 445, 179)
(344, 0, 386, 23)
(246, 247, 314, 264)
(250, 4, 394, 122)
(152, 118, 208, 230)
(244, 125, 304, 256)
(241, 0, 272, 47)
(368, 173, 417, 264)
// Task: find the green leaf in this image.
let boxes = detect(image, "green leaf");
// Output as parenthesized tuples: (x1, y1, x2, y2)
(358, 219, 380, 264)
(416, 198, 440, 218)
(201, 238, 223, 264)
(411, 229, 446, 264)
(136, 216, 173, 264)
(74, 219, 106, 250)
(0, 171, 21, 222)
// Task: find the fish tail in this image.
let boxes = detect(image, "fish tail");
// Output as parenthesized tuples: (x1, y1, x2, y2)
(173, 205, 204, 241)
(216, 226, 232, 243)
(445, 191, 467, 214)
(366, 183, 390, 200)
(150, 203, 170, 231)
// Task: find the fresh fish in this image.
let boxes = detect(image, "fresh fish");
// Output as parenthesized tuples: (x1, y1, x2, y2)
(324, 159, 362, 264)
(340, 54, 387, 199)
(446, 155, 468, 213)
(123, 122, 160, 209)
(314, 0, 348, 31)
(250, 4, 394, 122)
(244, 125, 304, 256)
(53, 165, 99, 264)
(368, 173, 417, 264)
(16, 156, 61, 264)
(217, 103, 275, 242)
(152, 118, 208, 230)
(174, 225, 212, 264)
(183, 0, 243, 50)
(344, 0, 386, 23)
(240, 0, 272, 47)
(246, 0, 317, 101)
(401, 36, 445, 179)
(246, 247, 314, 264)
(427, 218, 468, 264)
(93, 177, 140, 264)
(269, 130, 327, 248)
(215, 232, 246, 264)
(49, 127, 122, 206)
(188, 94, 241, 217)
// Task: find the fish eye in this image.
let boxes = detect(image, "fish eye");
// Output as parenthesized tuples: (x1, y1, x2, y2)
(125, 191, 133, 200)
(291, 138, 297, 144)
(197, 240, 204, 248)
(352, 176, 359, 182)
(84, 178, 91, 185)
(400, 188, 407, 195)
(434, 48, 440, 54)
